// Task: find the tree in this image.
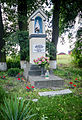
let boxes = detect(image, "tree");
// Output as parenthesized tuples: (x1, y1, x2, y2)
(18, 0, 45, 60)
(0, 4, 6, 62)
(51, 0, 60, 60)
(0, 4, 7, 71)
(0, 0, 46, 62)
(47, 0, 81, 69)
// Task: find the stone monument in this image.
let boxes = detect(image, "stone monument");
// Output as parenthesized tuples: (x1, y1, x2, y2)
(28, 9, 47, 63)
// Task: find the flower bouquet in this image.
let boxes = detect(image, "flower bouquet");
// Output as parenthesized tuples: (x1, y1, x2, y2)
(33, 56, 49, 76)
(33, 56, 49, 67)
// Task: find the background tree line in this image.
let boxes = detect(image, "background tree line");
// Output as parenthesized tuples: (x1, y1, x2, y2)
(0, 0, 81, 68)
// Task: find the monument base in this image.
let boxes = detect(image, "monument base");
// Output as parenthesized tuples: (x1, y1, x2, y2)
(0, 62, 7, 71)
(24, 64, 64, 89)
(20, 61, 28, 69)
(50, 60, 57, 69)
(29, 75, 64, 89)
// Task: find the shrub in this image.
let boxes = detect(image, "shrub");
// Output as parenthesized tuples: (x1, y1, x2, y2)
(7, 57, 20, 69)
(18, 31, 29, 61)
(8, 68, 21, 76)
(0, 96, 36, 120)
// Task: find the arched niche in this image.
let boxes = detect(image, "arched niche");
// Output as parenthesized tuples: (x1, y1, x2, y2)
(34, 16, 42, 33)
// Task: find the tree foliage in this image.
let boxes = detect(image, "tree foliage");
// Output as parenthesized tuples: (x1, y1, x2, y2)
(72, 27, 82, 67)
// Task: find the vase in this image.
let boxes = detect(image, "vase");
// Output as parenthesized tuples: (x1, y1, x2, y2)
(41, 66, 45, 77)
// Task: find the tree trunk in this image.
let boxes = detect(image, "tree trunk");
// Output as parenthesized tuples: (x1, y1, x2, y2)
(18, 0, 27, 61)
(0, 4, 6, 62)
(51, 0, 60, 60)
(18, 0, 27, 31)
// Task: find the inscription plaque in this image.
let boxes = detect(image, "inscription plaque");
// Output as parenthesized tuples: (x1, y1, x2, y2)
(33, 44, 45, 53)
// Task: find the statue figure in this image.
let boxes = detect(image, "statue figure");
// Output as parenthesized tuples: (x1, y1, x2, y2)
(35, 20, 40, 33)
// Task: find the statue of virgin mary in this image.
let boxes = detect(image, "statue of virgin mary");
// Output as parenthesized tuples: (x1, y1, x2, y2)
(35, 20, 40, 33)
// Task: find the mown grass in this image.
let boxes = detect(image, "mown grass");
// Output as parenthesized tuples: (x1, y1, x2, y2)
(57, 55, 72, 65)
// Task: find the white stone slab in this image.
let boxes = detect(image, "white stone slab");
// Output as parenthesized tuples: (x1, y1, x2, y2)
(32, 99, 38, 102)
(0, 62, 7, 71)
(38, 89, 72, 96)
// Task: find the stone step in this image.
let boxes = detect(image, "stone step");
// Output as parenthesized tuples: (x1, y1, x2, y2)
(30, 65, 41, 70)
(28, 70, 41, 76)
(28, 75, 64, 89)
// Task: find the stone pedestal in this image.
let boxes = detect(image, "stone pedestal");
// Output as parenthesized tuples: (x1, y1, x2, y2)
(30, 35, 46, 63)
(28, 9, 47, 64)
(0, 62, 7, 71)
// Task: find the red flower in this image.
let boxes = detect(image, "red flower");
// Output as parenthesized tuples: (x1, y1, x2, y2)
(73, 85, 76, 87)
(75, 78, 78, 80)
(0, 76, 1, 78)
(32, 86, 34, 88)
(69, 82, 73, 84)
(18, 73, 20, 75)
(3, 76, 5, 78)
(18, 78, 20, 80)
(22, 78, 23, 80)
(26, 86, 30, 89)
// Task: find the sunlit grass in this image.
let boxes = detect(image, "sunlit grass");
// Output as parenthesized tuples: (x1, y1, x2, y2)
(57, 55, 73, 65)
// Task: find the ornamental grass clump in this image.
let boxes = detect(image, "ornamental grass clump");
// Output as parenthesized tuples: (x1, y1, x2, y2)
(0, 96, 36, 120)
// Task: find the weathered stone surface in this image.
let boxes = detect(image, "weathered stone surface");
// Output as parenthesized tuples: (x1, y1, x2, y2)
(24, 64, 64, 89)
(29, 75, 64, 88)
(23, 63, 31, 80)
(38, 89, 72, 96)
(0, 62, 7, 71)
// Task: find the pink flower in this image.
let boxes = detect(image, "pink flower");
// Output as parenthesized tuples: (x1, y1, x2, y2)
(38, 61, 41, 64)
(42, 59, 45, 62)
(33, 59, 35, 62)
(45, 57, 48, 59)
(47, 60, 49, 63)
(38, 58, 40, 60)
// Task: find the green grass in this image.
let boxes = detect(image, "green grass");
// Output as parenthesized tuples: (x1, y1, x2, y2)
(31, 94, 82, 120)
(0, 55, 82, 120)
(57, 55, 72, 65)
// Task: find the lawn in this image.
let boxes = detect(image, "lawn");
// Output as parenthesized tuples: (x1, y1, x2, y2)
(57, 54, 72, 65)
(0, 55, 82, 120)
